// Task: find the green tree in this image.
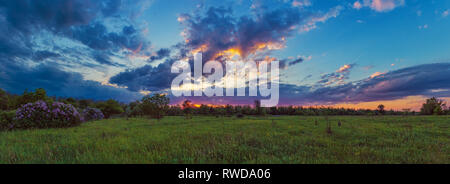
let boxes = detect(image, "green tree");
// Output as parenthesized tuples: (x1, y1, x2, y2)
(140, 94, 170, 120)
(13, 88, 49, 108)
(0, 89, 9, 110)
(34, 88, 47, 101)
(79, 99, 93, 109)
(96, 99, 124, 118)
(420, 97, 446, 115)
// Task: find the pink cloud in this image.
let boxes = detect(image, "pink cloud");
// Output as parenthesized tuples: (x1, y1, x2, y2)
(292, 0, 312, 8)
(353, 1, 362, 9)
(371, 0, 405, 12)
(443, 10, 449, 17)
(354, 0, 405, 12)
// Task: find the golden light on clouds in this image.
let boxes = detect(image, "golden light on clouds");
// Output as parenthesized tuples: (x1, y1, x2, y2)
(370, 72, 385, 79)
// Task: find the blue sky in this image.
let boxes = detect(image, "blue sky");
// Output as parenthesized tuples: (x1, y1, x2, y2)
(0, 0, 449, 109)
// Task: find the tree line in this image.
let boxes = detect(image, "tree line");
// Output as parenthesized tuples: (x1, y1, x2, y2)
(1, 88, 449, 120)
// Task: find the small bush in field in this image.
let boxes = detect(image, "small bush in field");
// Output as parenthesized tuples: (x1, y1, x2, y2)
(0, 110, 15, 131)
(236, 113, 245, 118)
(14, 101, 83, 129)
(83, 107, 104, 121)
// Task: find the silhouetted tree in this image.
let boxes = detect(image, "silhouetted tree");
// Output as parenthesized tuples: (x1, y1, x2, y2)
(0, 89, 8, 110)
(377, 104, 385, 115)
(421, 97, 446, 115)
(182, 100, 193, 119)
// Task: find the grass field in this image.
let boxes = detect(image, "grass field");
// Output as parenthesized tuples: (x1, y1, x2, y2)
(0, 116, 448, 164)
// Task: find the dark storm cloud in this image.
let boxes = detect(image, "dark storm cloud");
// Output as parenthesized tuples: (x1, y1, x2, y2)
(109, 59, 179, 92)
(0, 0, 108, 32)
(0, 0, 150, 101)
(148, 48, 171, 63)
(32, 51, 61, 61)
(71, 22, 147, 52)
(92, 52, 124, 67)
(0, 0, 149, 61)
(0, 61, 142, 102)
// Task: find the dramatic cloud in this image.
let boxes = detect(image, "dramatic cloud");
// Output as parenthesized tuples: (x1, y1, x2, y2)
(0, 0, 150, 63)
(109, 59, 179, 92)
(181, 5, 341, 61)
(281, 63, 450, 104)
(0, 0, 151, 100)
(0, 61, 142, 102)
(148, 48, 171, 63)
(71, 23, 146, 52)
(172, 63, 450, 106)
(111, 3, 341, 92)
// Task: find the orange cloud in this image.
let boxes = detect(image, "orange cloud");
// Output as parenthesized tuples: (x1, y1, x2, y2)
(370, 72, 385, 79)
(337, 64, 352, 73)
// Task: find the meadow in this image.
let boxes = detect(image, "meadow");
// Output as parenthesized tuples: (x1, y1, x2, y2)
(0, 115, 448, 164)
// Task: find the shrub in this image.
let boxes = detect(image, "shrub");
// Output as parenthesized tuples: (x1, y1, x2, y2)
(96, 99, 124, 118)
(82, 107, 104, 121)
(0, 110, 15, 131)
(421, 97, 446, 115)
(236, 113, 245, 118)
(141, 94, 170, 119)
(14, 101, 83, 129)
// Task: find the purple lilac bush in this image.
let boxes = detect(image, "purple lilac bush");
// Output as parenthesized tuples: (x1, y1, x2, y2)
(82, 107, 104, 121)
(14, 101, 84, 129)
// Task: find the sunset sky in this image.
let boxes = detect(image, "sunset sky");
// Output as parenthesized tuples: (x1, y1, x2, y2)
(0, 0, 449, 110)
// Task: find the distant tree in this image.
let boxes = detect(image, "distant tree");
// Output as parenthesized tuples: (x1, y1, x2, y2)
(140, 93, 170, 120)
(13, 88, 49, 108)
(182, 100, 193, 119)
(402, 109, 411, 116)
(0, 89, 8, 110)
(79, 99, 93, 109)
(225, 104, 234, 116)
(254, 100, 263, 115)
(34, 88, 47, 101)
(65, 97, 77, 105)
(420, 97, 446, 115)
(377, 104, 385, 115)
(96, 99, 124, 118)
(199, 104, 209, 115)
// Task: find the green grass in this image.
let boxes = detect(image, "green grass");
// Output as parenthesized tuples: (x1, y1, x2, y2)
(0, 116, 448, 164)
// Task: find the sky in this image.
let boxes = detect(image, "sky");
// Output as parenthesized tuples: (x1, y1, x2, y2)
(0, 0, 449, 110)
